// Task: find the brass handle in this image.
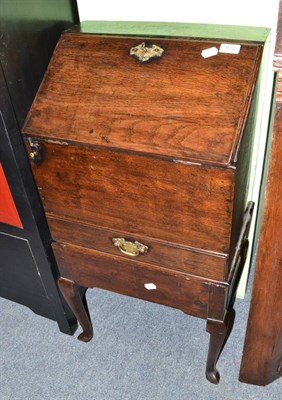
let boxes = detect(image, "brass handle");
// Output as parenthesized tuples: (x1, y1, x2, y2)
(112, 238, 148, 257)
(130, 42, 164, 63)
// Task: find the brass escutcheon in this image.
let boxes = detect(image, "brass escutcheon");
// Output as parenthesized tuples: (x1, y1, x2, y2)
(112, 238, 149, 257)
(130, 42, 164, 62)
(27, 138, 45, 164)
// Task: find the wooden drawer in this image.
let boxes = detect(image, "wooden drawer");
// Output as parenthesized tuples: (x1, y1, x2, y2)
(52, 241, 211, 319)
(28, 141, 234, 254)
(48, 216, 228, 281)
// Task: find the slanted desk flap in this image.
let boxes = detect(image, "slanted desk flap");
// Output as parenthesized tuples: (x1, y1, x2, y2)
(23, 32, 262, 166)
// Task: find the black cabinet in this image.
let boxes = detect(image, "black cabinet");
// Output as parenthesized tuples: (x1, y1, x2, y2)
(0, 0, 79, 334)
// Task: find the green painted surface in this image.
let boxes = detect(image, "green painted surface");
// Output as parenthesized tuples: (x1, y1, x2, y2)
(236, 30, 274, 298)
(78, 20, 269, 42)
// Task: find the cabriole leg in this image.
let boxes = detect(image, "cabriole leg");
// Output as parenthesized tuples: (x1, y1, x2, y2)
(58, 277, 93, 342)
(206, 308, 235, 384)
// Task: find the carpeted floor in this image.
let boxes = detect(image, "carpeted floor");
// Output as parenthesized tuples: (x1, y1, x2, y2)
(0, 281, 281, 400)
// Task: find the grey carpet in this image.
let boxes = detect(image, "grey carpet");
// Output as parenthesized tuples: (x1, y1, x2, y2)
(0, 281, 281, 400)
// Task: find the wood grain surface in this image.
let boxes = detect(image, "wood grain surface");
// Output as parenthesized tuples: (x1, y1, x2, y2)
(47, 215, 228, 281)
(29, 141, 235, 254)
(52, 241, 211, 319)
(23, 34, 262, 165)
(240, 101, 282, 386)
(22, 30, 262, 381)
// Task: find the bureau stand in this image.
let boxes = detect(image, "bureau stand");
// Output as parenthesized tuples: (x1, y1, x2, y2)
(57, 201, 253, 384)
(22, 23, 262, 383)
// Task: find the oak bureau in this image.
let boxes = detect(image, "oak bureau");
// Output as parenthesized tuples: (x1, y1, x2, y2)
(22, 22, 262, 383)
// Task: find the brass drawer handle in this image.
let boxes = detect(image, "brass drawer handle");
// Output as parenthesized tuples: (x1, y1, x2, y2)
(112, 238, 149, 257)
(130, 42, 164, 62)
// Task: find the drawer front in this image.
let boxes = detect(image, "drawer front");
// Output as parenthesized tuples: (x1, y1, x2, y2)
(30, 141, 235, 254)
(52, 241, 210, 319)
(48, 216, 228, 281)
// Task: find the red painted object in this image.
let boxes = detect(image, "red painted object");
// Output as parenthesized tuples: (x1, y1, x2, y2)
(0, 163, 23, 228)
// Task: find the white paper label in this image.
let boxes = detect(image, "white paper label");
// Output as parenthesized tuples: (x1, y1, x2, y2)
(144, 283, 157, 290)
(219, 43, 241, 54)
(201, 47, 219, 58)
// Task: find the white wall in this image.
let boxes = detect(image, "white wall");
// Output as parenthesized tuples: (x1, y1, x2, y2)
(77, 0, 278, 28)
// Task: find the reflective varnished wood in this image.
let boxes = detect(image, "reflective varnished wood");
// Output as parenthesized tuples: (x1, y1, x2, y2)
(240, 74, 282, 386)
(23, 34, 261, 166)
(22, 28, 262, 383)
(240, 2, 282, 386)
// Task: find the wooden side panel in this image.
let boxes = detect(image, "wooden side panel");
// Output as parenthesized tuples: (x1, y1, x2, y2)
(52, 241, 210, 319)
(47, 216, 228, 281)
(229, 81, 260, 261)
(240, 100, 282, 386)
(240, 2, 282, 383)
(274, 1, 282, 70)
(23, 34, 261, 165)
(29, 141, 235, 254)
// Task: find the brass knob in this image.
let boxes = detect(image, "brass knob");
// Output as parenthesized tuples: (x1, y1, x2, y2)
(112, 238, 148, 257)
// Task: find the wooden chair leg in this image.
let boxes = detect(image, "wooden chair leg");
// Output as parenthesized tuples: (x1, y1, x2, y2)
(206, 308, 235, 384)
(58, 277, 93, 342)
